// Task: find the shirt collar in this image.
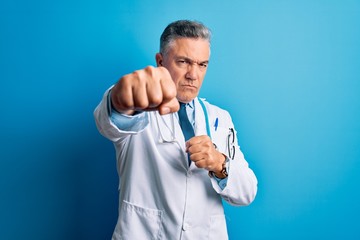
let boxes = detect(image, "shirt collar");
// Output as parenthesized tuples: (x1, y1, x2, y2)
(181, 99, 194, 109)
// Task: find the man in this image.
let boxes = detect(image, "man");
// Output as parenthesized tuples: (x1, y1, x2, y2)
(94, 20, 257, 240)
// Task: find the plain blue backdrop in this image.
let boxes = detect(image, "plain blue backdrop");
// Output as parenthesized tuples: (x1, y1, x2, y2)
(1, 0, 359, 239)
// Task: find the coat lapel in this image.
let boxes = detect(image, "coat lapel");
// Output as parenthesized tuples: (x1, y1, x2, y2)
(193, 98, 209, 137)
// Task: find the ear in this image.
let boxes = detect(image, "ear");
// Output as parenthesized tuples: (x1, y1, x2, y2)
(155, 53, 163, 67)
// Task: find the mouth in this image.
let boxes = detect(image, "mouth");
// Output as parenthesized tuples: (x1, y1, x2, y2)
(182, 84, 197, 90)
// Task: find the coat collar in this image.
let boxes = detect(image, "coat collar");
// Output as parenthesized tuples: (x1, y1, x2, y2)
(193, 97, 209, 137)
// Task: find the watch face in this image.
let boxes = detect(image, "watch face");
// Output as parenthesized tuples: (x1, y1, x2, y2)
(221, 168, 228, 178)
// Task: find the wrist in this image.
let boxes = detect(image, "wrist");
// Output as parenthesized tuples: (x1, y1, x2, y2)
(211, 154, 228, 179)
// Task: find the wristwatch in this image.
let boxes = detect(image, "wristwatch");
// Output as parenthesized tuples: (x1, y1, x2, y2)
(209, 157, 229, 179)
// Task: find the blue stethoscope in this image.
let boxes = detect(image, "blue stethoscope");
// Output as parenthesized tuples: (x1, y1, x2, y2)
(198, 98, 212, 139)
(199, 98, 235, 160)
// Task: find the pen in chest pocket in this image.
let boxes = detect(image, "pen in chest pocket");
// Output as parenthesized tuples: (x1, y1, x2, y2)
(214, 117, 218, 131)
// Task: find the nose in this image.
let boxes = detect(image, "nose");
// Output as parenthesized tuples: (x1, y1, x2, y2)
(185, 64, 198, 81)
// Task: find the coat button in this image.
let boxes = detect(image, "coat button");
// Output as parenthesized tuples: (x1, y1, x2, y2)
(182, 223, 190, 231)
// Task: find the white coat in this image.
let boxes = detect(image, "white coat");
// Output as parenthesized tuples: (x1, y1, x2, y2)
(94, 88, 258, 240)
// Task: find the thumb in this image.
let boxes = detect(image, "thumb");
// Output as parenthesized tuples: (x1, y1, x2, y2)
(158, 98, 180, 115)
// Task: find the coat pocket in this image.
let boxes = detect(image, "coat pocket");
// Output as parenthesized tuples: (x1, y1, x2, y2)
(212, 126, 229, 155)
(208, 214, 228, 240)
(114, 200, 163, 240)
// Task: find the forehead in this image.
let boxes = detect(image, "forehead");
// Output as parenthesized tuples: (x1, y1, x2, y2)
(166, 38, 210, 61)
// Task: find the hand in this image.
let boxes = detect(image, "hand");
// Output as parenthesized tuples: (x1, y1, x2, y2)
(111, 66, 180, 115)
(186, 135, 226, 174)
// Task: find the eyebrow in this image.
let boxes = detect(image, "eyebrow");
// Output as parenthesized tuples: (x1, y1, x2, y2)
(176, 56, 209, 65)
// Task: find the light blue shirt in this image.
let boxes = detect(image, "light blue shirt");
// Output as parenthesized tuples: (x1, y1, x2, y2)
(108, 93, 228, 189)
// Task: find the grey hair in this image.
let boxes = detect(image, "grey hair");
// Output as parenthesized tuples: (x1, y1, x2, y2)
(160, 20, 211, 54)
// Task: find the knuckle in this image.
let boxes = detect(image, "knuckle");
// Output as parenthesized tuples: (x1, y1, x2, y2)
(135, 101, 148, 109)
(168, 86, 177, 98)
(120, 99, 133, 109)
(144, 66, 156, 78)
(204, 135, 211, 141)
(119, 74, 132, 87)
(132, 69, 149, 85)
(158, 66, 168, 74)
(133, 71, 146, 84)
(163, 86, 176, 100)
(149, 93, 163, 106)
(130, 70, 141, 80)
(133, 96, 149, 109)
(204, 141, 212, 148)
(144, 65, 155, 72)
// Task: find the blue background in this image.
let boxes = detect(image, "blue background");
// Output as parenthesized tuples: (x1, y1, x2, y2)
(1, 0, 359, 239)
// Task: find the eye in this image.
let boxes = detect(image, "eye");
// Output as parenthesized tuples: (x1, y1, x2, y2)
(177, 59, 187, 66)
(177, 59, 191, 68)
(199, 62, 208, 69)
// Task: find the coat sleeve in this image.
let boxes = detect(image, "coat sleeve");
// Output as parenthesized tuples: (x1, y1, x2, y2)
(208, 107, 258, 206)
(93, 87, 149, 143)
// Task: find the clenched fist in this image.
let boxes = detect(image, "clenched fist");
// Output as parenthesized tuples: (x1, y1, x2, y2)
(111, 66, 180, 115)
(186, 135, 226, 177)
